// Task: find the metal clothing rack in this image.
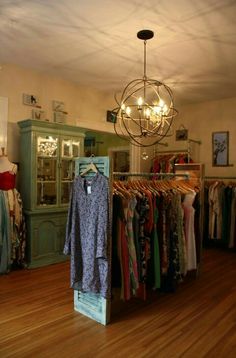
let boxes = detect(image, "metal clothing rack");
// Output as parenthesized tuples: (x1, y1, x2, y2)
(188, 139, 201, 145)
(152, 149, 188, 155)
(153, 138, 201, 163)
(204, 176, 236, 180)
(113, 172, 189, 179)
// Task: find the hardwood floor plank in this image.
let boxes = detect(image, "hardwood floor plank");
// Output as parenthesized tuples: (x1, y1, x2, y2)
(0, 248, 235, 358)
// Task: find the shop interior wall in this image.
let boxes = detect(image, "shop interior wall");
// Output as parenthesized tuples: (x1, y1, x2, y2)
(178, 97, 236, 176)
(0, 63, 115, 163)
(140, 96, 236, 177)
(1, 63, 235, 177)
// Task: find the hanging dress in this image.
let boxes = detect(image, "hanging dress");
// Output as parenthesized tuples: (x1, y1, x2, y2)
(64, 172, 110, 298)
(182, 192, 197, 271)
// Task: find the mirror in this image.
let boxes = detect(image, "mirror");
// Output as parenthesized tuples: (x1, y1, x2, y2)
(83, 129, 130, 173)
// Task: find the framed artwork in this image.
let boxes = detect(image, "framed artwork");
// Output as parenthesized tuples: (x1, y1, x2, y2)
(52, 100, 65, 112)
(212, 131, 229, 166)
(23, 93, 40, 106)
(176, 129, 188, 141)
(54, 111, 66, 123)
(106, 110, 117, 123)
(32, 109, 45, 121)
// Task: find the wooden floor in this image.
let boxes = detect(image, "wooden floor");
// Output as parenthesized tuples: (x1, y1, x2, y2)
(0, 248, 235, 358)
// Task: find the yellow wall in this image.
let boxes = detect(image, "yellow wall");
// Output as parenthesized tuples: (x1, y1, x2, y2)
(1, 63, 235, 177)
(144, 97, 236, 177)
(176, 97, 236, 176)
(0, 63, 115, 161)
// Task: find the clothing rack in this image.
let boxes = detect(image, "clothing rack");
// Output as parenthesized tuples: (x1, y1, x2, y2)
(113, 172, 189, 179)
(157, 142, 168, 147)
(203, 175, 236, 250)
(153, 138, 201, 163)
(152, 149, 189, 155)
(204, 176, 236, 180)
(188, 139, 201, 145)
(112, 169, 201, 303)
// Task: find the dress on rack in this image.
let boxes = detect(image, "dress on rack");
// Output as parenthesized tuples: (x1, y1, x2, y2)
(182, 192, 197, 271)
(0, 170, 25, 274)
(64, 172, 110, 298)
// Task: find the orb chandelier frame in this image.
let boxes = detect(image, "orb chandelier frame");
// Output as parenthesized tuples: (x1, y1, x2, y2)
(112, 29, 178, 147)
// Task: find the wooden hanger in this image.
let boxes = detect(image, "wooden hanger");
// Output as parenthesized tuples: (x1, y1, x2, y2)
(80, 156, 98, 176)
(113, 181, 132, 199)
(81, 162, 98, 176)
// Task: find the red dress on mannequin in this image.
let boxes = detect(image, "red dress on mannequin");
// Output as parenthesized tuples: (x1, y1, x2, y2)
(0, 171, 16, 190)
(0, 156, 17, 190)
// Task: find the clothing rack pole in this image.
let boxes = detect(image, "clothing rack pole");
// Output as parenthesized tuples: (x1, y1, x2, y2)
(151, 149, 189, 155)
(150, 149, 190, 165)
(156, 142, 168, 147)
(204, 176, 236, 180)
(188, 139, 201, 145)
(113, 172, 189, 179)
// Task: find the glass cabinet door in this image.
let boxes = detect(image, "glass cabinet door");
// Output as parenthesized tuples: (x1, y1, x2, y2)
(36, 135, 58, 206)
(60, 138, 80, 205)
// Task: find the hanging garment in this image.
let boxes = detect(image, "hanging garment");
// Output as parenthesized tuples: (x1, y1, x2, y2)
(182, 192, 197, 271)
(208, 182, 224, 240)
(229, 188, 236, 248)
(0, 189, 25, 273)
(126, 196, 139, 295)
(150, 195, 161, 289)
(112, 179, 199, 299)
(64, 172, 110, 298)
(0, 191, 11, 274)
(221, 186, 233, 246)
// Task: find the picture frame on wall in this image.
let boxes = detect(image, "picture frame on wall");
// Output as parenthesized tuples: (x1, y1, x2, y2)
(54, 111, 66, 123)
(52, 100, 65, 112)
(212, 131, 229, 166)
(32, 109, 45, 121)
(23, 93, 40, 106)
(176, 128, 188, 141)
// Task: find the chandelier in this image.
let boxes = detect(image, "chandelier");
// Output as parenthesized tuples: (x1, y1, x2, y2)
(113, 30, 178, 147)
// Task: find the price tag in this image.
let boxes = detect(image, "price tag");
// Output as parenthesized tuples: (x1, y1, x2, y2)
(87, 185, 91, 194)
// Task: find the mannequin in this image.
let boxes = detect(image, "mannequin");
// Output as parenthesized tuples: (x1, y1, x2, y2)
(0, 147, 21, 274)
(0, 148, 17, 191)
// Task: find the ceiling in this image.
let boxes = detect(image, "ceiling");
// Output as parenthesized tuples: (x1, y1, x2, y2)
(0, 0, 236, 106)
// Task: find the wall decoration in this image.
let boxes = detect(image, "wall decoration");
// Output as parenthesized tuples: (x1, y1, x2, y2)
(212, 131, 229, 166)
(32, 109, 45, 121)
(52, 100, 65, 112)
(52, 100, 67, 123)
(176, 128, 188, 141)
(23, 93, 40, 107)
(54, 111, 66, 123)
(106, 110, 117, 123)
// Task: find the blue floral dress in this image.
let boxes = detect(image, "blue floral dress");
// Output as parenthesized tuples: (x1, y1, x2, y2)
(63, 172, 110, 298)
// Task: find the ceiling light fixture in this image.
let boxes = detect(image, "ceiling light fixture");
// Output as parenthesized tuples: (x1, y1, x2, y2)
(112, 29, 178, 147)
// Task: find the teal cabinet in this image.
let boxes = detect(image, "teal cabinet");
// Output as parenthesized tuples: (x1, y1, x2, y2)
(18, 119, 85, 268)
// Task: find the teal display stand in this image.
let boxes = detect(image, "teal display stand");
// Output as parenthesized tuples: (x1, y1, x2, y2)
(74, 156, 111, 325)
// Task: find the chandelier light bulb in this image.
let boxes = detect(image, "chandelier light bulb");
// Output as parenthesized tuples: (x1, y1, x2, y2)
(163, 104, 168, 114)
(153, 106, 161, 115)
(121, 103, 125, 112)
(145, 107, 151, 119)
(137, 97, 143, 108)
(126, 106, 131, 116)
(159, 99, 165, 108)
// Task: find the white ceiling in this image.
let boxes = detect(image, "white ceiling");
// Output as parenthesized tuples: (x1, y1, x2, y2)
(0, 0, 236, 106)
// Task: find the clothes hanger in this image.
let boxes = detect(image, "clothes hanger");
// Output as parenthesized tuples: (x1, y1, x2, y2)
(80, 155, 98, 176)
(113, 181, 132, 199)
